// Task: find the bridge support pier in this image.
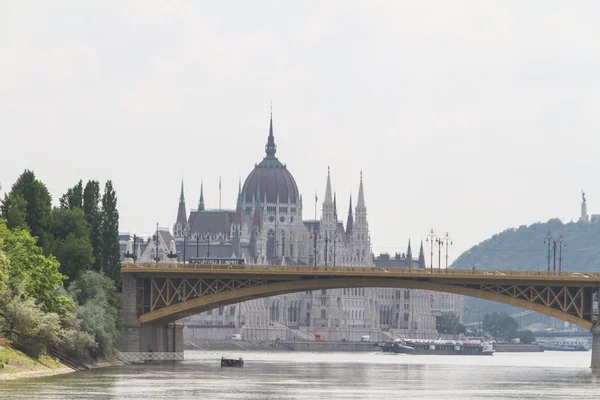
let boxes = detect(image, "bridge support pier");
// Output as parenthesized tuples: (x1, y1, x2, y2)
(119, 273, 184, 358)
(592, 325, 600, 369)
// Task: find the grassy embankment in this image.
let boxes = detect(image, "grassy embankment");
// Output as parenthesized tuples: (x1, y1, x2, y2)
(0, 339, 72, 380)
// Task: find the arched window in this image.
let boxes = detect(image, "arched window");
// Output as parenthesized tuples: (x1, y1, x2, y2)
(321, 309, 326, 319)
(267, 230, 275, 260)
(281, 230, 286, 257)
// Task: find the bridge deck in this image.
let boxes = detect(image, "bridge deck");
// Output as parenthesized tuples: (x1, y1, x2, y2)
(123, 262, 600, 284)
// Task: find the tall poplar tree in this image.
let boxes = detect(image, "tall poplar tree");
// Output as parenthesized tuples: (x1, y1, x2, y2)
(83, 180, 103, 271)
(101, 180, 120, 285)
(0, 170, 52, 250)
(60, 180, 84, 210)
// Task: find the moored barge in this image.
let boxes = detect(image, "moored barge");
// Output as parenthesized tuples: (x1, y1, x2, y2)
(377, 339, 494, 355)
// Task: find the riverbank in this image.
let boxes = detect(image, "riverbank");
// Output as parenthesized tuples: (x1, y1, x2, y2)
(0, 342, 126, 380)
(0, 343, 73, 381)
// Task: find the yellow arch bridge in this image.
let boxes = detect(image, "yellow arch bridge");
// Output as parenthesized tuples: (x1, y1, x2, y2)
(119, 263, 600, 367)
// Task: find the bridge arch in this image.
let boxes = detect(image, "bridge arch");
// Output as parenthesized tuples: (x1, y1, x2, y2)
(137, 277, 595, 329)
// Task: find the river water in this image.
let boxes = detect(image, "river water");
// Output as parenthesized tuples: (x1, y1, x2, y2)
(1, 350, 599, 399)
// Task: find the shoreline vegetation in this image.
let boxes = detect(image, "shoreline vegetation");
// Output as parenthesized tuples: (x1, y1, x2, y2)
(0, 172, 122, 380)
(0, 342, 72, 381)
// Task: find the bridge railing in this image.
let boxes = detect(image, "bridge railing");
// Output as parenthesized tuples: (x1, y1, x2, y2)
(122, 262, 600, 279)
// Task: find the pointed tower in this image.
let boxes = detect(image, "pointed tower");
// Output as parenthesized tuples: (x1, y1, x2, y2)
(173, 180, 188, 238)
(406, 239, 413, 262)
(265, 110, 277, 158)
(352, 171, 372, 266)
(198, 181, 205, 211)
(418, 240, 426, 268)
(346, 195, 354, 237)
(235, 178, 243, 225)
(321, 166, 335, 230)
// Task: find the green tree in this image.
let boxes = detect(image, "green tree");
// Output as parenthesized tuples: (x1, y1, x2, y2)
(59, 180, 84, 210)
(482, 312, 519, 340)
(1, 170, 53, 250)
(48, 207, 94, 281)
(101, 181, 120, 285)
(0, 192, 27, 230)
(516, 329, 535, 344)
(68, 271, 120, 357)
(0, 285, 94, 358)
(83, 180, 103, 271)
(437, 312, 467, 334)
(0, 219, 74, 316)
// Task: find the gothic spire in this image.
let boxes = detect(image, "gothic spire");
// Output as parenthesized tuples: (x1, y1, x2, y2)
(199, 181, 205, 211)
(324, 166, 332, 204)
(237, 178, 243, 208)
(179, 180, 185, 204)
(357, 171, 365, 209)
(265, 109, 277, 157)
(346, 195, 354, 235)
(418, 240, 426, 268)
(406, 239, 413, 261)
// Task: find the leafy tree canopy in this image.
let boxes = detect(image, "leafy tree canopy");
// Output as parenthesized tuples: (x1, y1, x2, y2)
(482, 312, 519, 340)
(0, 192, 27, 230)
(437, 312, 466, 335)
(83, 180, 103, 271)
(68, 271, 120, 357)
(0, 219, 74, 315)
(59, 180, 83, 210)
(516, 329, 535, 344)
(101, 180, 120, 286)
(0, 285, 94, 358)
(0, 170, 52, 250)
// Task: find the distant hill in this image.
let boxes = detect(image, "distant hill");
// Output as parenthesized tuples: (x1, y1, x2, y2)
(451, 218, 600, 272)
(451, 218, 600, 325)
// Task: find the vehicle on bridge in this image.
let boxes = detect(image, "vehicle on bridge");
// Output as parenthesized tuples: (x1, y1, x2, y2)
(188, 257, 246, 265)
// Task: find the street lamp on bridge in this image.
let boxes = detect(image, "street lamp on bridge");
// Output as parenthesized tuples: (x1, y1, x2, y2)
(426, 229, 436, 271)
(558, 235, 566, 273)
(443, 232, 453, 269)
(544, 231, 553, 272)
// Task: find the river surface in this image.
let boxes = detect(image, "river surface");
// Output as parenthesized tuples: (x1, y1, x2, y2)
(1, 350, 599, 399)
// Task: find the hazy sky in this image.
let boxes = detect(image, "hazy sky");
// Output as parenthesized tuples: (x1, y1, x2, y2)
(2, 1, 600, 264)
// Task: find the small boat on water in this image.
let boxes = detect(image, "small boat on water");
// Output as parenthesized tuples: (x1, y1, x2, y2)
(221, 357, 244, 367)
(376, 339, 494, 356)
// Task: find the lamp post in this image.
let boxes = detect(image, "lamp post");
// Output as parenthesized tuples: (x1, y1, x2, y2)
(426, 229, 436, 271)
(558, 235, 566, 273)
(436, 237, 444, 271)
(543, 231, 553, 272)
(552, 238, 557, 273)
(310, 226, 318, 266)
(443, 232, 453, 269)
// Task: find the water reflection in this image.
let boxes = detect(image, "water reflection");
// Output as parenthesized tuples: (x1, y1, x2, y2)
(0, 351, 598, 400)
